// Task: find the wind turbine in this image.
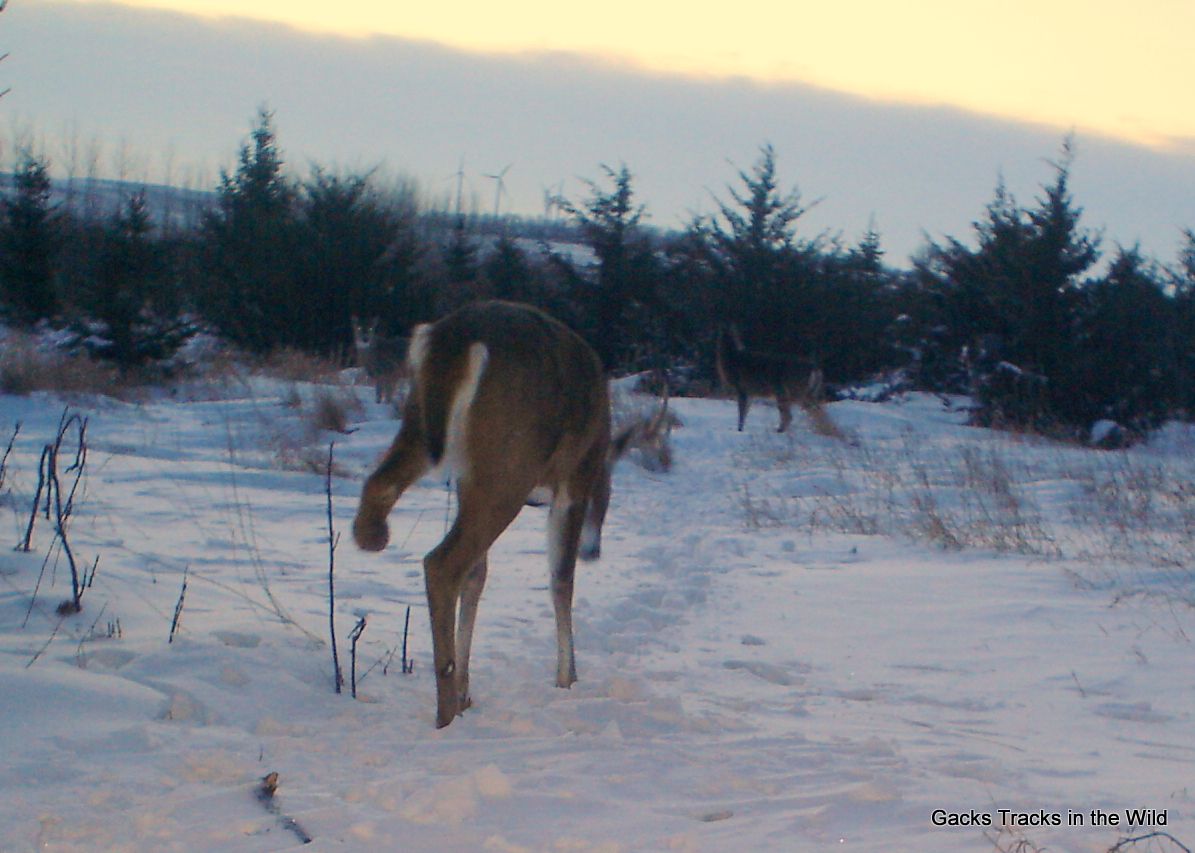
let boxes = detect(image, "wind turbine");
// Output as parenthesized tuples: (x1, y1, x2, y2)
(483, 164, 513, 218)
(452, 156, 466, 219)
(541, 180, 565, 221)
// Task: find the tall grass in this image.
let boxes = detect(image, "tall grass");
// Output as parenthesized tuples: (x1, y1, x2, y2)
(734, 408, 1195, 604)
(0, 332, 122, 397)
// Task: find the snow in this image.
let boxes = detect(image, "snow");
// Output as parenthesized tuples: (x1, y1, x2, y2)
(1, 379, 1192, 851)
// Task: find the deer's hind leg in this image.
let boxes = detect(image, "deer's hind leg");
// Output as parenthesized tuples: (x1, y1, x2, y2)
(424, 478, 527, 727)
(550, 449, 606, 688)
(547, 490, 588, 688)
(454, 554, 488, 712)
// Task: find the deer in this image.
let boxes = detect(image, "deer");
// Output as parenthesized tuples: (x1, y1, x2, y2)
(352, 300, 666, 728)
(715, 325, 825, 433)
(351, 316, 409, 404)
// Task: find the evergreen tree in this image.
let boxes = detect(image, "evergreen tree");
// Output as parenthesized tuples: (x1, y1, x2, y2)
(298, 169, 422, 351)
(811, 228, 903, 384)
(557, 164, 662, 370)
(484, 234, 537, 304)
(1069, 247, 1172, 431)
(199, 108, 300, 352)
(918, 142, 1100, 428)
(442, 215, 479, 291)
(1168, 230, 1195, 414)
(698, 144, 813, 353)
(0, 150, 61, 325)
(85, 192, 188, 369)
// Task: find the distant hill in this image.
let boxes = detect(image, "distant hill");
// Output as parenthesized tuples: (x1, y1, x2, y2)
(0, 172, 599, 264)
(0, 172, 214, 229)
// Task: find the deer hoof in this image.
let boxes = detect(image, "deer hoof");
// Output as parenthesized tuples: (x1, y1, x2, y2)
(352, 515, 390, 552)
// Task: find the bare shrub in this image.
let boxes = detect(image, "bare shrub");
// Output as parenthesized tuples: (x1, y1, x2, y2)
(0, 332, 123, 397)
(733, 399, 1195, 604)
(259, 346, 345, 384)
(310, 387, 364, 434)
(1066, 451, 1195, 601)
(265, 385, 363, 475)
(735, 420, 1056, 557)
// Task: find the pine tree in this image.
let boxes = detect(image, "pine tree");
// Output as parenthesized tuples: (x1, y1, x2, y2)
(199, 108, 300, 352)
(298, 169, 421, 351)
(0, 151, 61, 325)
(556, 164, 661, 370)
(918, 141, 1100, 429)
(442, 216, 479, 290)
(76, 192, 189, 369)
(1069, 247, 1172, 431)
(1168, 230, 1195, 414)
(484, 234, 536, 304)
(699, 144, 814, 354)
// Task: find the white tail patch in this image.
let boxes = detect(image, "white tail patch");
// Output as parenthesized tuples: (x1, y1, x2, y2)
(439, 342, 490, 481)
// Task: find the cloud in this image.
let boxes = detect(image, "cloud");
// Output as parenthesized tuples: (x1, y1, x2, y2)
(5, 1, 1194, 262)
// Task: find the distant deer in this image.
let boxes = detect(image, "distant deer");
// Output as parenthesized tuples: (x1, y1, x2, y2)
(716, 325, 825, 433)
(352, 300, 666, 728)
(351, 316, 408, 404)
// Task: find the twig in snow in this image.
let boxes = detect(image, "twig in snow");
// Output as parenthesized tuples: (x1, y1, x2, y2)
(221, 419, 317, 642)
(0, 420, 18, 491)
(1108, 832, 1193, 853)
(19, 444, 49, 552)
(349, 616, 366, 698)
(256, 772, 312, 845)
(25, 618, 62, 667)
(76, 602, 112, 666)
(169, 567, 188, 643)
(326, 442, 343, 694)
(18, 411, 92, 613)
(401, 604, 414, 674)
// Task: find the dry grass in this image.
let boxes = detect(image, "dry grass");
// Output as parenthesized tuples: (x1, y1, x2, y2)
(258, 346, 346, 384)
(737, 424, 1058, 557)
(310, 387, 366, 435)
(0, 332, 125, 397)
(265, 384, 364, 476)
(734, 406, 1195, 603)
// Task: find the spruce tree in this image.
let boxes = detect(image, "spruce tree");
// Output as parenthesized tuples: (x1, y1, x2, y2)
(199, 108, 300, 352)
(557, 164, 660, 370)
(919, 142, 1100, 430)
(0, 151, 61, 325)
(699, 144, 813, 354)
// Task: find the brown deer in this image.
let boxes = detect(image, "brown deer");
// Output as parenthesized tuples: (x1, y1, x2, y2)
(351, 316, 408, 404)
(715, 326, 824, 433)
(352, 300, 664, 728)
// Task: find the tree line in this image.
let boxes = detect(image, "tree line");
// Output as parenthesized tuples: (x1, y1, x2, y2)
(3, 110, 1194, 441)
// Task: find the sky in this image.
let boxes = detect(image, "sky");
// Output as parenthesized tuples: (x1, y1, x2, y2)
(3, 0, 1194, 263)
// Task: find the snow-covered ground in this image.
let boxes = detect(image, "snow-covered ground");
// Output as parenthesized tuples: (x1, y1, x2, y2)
(1, 378, 1192, 852)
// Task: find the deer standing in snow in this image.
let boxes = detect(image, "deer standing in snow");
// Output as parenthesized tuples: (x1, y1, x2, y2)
(716, 325, 825, 433)
(352, 300, 666, 728)
(351, 316, 408, 404)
